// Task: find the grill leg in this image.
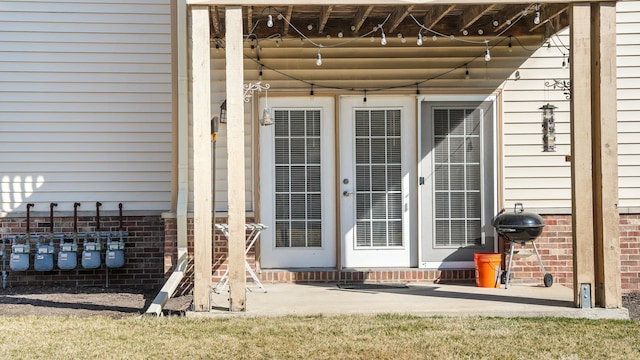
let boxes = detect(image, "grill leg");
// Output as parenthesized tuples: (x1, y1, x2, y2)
(531, 240, 547, 274)
(505, 240, 515, 289)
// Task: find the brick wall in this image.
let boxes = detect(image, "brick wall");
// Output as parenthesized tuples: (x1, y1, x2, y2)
(505, 214, 640, 292)
(620, 214, 640, 292)
(163, 214, 640, 292)
(0, 215, 165, 290)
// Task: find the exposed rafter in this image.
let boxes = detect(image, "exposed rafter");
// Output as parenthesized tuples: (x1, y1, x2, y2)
(283, 5, 293, 36)
(422, 5, 456, 29)
(246, 6, 253, 36)
(388, 5, 415, 33)
(493, 5, 528, 33)
(529, 4, 569, 32)
(209, 6, 221, 37)
(318, 5, 334, 33)
(352, 5, 374, 33)
(460, 4, 497, 31)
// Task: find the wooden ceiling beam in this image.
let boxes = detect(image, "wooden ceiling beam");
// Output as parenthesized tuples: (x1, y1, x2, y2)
(352, 6, 374, 32)
(529, 4, 569, 32)
(318, 5, 334, 33)
(246, 6, 253, 35)
(493, 5, 528, 33)
(283, 5, 293, 36)
(422, 5, 456, 29)
(387, 5, 415, 33)
(460, 4, 497, 31)
(209, 6, 222, 37)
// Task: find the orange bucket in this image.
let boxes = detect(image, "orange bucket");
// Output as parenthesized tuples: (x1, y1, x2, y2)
(474, 252, 501, 288)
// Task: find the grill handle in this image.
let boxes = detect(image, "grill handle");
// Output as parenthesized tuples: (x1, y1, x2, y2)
(514, 203, 524, 213)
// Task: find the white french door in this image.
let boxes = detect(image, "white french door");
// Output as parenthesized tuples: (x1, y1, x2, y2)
(339, 96, 416, 268)
(259, 97, 336, 268)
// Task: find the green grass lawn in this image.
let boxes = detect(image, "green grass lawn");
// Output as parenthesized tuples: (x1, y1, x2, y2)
(1, 314, 638, 359)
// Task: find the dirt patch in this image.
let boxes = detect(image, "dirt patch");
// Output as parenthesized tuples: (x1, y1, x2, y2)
(622, 293, 640, 321)
(0, 286, 192, 318)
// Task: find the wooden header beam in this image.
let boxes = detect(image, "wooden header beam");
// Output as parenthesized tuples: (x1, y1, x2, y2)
(188, 0, 566, 5)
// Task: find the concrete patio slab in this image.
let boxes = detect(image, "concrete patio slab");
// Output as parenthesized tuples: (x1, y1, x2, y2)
(187, 282, 629, 320)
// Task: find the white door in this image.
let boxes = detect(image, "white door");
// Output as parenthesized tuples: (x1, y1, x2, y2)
(259, 97, 336, 268)
(339, 96, 417, 268)
(418, 97, 497, 267)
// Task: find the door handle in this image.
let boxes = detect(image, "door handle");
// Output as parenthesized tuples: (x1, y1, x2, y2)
(343, 190, 354, 197)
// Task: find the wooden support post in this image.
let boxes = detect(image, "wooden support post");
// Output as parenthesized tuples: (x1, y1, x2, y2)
(191, 5, 213, 312)
(592, 2, 621, 308)
(225, 6, 247, 312)
(569, 3, 595, 308)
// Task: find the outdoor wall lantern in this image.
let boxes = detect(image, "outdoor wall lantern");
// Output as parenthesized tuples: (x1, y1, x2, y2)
(540, 103, 557, 152)
(260, 108, 273, 126)
(219, 100, 227, 124)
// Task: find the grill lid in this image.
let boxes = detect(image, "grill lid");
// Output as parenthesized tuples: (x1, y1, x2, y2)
(492, 203, 545, 230)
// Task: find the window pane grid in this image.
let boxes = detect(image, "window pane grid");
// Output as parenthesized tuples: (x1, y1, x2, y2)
(274, 110, 322, 248)
(433, 108, 482, 248)
(354, 109, 403, 248)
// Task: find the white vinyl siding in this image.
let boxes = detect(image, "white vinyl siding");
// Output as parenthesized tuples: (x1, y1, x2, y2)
(501, 0, 640, 211)
(617, 0, 640, 209)
(0, 0, 172, 216)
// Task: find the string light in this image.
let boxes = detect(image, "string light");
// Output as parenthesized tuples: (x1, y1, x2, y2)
(267, 14, 274, 28)
(310, 83, 314, 96)
(380, 26, 387, 45)
(534, 5, 541, 25)
(259, 65, 263, 80)
(239, 4, 547, 96)
(465, 64, 470, 79)
(398, 33, 406, 44)
(484, 41, 491, 62)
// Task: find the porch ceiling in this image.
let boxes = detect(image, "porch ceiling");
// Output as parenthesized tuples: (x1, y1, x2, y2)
(209, 3, 569, 40)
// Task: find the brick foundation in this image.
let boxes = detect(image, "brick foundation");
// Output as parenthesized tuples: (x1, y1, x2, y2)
(163, 214, 640, 293)
(0, 215, 165, 290)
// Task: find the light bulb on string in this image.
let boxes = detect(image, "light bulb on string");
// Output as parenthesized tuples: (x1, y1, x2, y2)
(484, 41, 491, 62)
(508, 36, 513, 52)
(380, 32, 387, 45)
(416, 32, 423, 46)
(465, 64, 470, 79)
(316, 48, 322, 66)
(534, 6, 541, 25)
(267, 14, 274, 28)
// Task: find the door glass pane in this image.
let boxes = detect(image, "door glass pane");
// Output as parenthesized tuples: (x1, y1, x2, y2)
(274, 110, 322, 247)
(354, 109, 403, 248)
(433, 107, 482, 248)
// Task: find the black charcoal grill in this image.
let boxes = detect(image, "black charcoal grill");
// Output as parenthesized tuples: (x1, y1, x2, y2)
(492, 203, 553, 288)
